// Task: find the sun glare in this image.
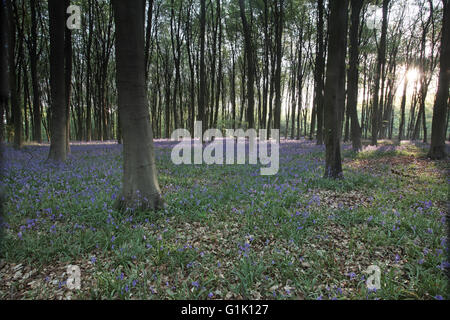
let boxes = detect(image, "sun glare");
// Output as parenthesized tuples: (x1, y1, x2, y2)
(406, 68, 420, 82)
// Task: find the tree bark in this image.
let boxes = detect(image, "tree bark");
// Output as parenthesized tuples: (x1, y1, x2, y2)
(315, 0, 325, 145)
(6, 0, 22, 149)
(64, 0, 72, 154)
(273, 0, 284, 138)
(0, 0, 7, 145)
(428, 0, 449, 159)
(323, 0, 348, 178)
(198, 0, 206, 139)
(370, 0, 390, 146)
(239, 0, 255, 129)
(144, 0, 154, 84)
(347, 0, 363, 151)
(112, 0, 164, 211)
(47, 0, 66, 161)
(86, 0, 93, 141)
(29, 0, 41, 143)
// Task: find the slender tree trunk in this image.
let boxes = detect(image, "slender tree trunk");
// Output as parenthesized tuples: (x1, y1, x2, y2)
(144, 0, 154, 84)
(65, 0, 72, 154)
(315, 0, 325, 145)
(86, 0, 93, 141)
(186, 1, 195, 134)
(47, 0, 66, 161)
(23, 63, 30, 142)
(273, 0, 284, 138)
(6, 0, 22, 149)
(0, 1, 7, 144)
(214, 0, 222, 128)
(370, 0, 390, 146)
(398, 77, 408, 142)
(323, 0, 348, 178)
(292, 31, 302, 139)
(231, 46, 236, 130)
(198, 0, 206, 139)
(428, 0, 449, 159)
(347, 0, 363, 151)
(262, 0, 269, 129)
(239, 0, 255, 129)
(29, 0, 41, 143)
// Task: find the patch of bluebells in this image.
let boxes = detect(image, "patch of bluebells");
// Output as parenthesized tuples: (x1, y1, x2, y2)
(2, 140, 448, 299)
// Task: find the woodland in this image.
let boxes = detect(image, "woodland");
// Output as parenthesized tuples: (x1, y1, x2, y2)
(0, 0, 448, 300)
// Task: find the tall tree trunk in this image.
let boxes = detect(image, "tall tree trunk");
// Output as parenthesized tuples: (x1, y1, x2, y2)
(198, 0, 206, 139)
(428, 0, 449, 159)
(239, 0, 255, 129)
(86, 0, 93, 141)
(144, 0, 154, 84)
(186, 0, 195, 134)
(170, 0, 182, 130)
(273, 0, 284, 137)
(262, 0, 269, 129)
(29, 0, 41, 143)
(231, 46, 236, 130)
(214, 0, 222, 128)
(291, 30, 302, 140)
(315, 0, 325, 145)
(370, 0, 390, 146)
(346, 0, 363, 151)
(47, 0, 66, 161)
(65, 0, 72, 154)
(323, 0, 348, 178)
(6, 0, 22, 149)
(398, 77, 408, 141)
(0, 0, 7, 144)
(112, 0, 164, 211)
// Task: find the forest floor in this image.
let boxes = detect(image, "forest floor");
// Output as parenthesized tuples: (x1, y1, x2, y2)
(0, 139, 448, 300)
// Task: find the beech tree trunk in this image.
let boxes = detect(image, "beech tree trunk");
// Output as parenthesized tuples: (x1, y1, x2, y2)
(198, 0, 206, 138)
(315, 0, 325, 145)
(7, 0, 22, 149)
(112, 0, 164, 211)
(323, 0, 348, 178)
(428, 0, 449, 159)
(0, 0, 7, 145)
(273, 0, 284, 136)
(29, 0, 41, 143)
(370, 0, 390, 146)
(86, 0, 93, 141)
(239, 0, 255, 129)
(347, 0, 363, 151)
(47, 0, 66, 161)
(64, 0, 72, 154)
